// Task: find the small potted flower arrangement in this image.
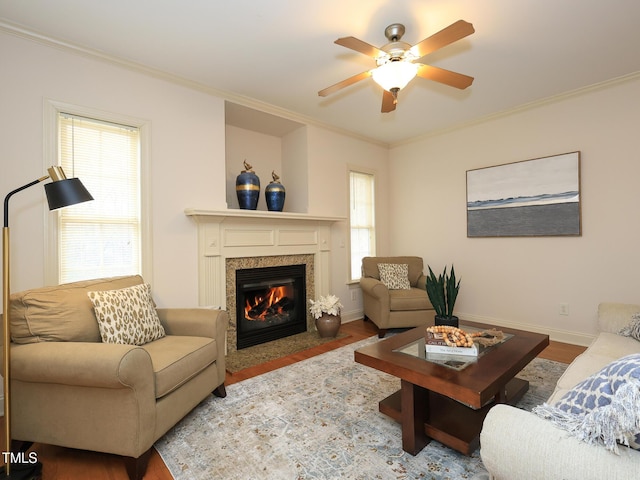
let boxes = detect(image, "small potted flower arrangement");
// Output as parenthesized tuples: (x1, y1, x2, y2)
(309, 294, 343, 338)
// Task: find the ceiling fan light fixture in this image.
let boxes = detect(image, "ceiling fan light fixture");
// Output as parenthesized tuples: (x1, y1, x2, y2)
(371, 60, 419, 92)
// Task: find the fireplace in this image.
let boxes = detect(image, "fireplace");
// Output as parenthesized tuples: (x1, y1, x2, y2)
(235, 264, 307, 349)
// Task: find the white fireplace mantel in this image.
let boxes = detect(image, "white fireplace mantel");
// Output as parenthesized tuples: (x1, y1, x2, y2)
(185, 208, 346, 309)
(185, 208, 345, 224)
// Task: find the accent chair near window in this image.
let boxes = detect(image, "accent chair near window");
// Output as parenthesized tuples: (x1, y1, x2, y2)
(360, 256, 435, 337)
(4, 275, 228, 480)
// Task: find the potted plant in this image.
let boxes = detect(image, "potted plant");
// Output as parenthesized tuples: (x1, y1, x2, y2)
(309, 294, 343, 338)
(425, 265, 461, 327)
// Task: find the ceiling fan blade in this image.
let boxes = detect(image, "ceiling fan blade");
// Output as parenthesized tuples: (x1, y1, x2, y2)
(409, 20, 475, 59)
(318, 70, 372, 97)
(416, 64, 474, 89)
(335, 36, 384, 58)
(381, 90, 396, 113)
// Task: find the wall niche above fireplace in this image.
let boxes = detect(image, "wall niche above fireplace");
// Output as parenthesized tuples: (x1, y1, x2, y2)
(225, 101, 307, 213)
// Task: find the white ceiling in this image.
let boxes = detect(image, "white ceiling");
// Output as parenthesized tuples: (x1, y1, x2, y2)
(2, 0, 640, 145)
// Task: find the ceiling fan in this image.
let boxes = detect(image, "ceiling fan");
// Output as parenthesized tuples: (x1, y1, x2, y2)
(318, 20, 475, 113)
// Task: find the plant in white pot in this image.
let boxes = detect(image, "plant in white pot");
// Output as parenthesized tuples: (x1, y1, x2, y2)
(309, 294, 343, 338)
(425, 265, 461, 328)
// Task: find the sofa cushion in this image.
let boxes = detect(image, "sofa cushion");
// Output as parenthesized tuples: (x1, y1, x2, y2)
(534, 353, 640, 453)
(619, 313, 640, 342)
(10, 275, 144, 344)
(378, 263, 411, 290)
(582, 332, 640, 360)
(550, 332, 640, 404)
(552, 333, 640, 398)
(88, 283, 165, 345)
(389, 288, 431, 311)
(141, 335, 218, 398)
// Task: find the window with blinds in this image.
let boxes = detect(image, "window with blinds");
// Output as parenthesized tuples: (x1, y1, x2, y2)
(57, 113, 142, 283)
(349, 170, 376, 281)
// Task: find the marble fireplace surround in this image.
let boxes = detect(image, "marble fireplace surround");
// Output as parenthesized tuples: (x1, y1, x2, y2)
(185, 209, 344, 352)
(226, 254, 314, 351)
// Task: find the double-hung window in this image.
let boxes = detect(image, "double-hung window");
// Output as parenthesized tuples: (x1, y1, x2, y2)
(349, 169, 376, 282)
(54, 111, 143, 284)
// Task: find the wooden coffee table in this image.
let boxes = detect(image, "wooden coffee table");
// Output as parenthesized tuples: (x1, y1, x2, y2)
(354, 321, 549, 455)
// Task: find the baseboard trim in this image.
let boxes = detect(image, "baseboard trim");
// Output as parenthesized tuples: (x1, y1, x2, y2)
(340, 309, 362, 323)
(458, 312, 595, 347)
(339, 309, 594, 347)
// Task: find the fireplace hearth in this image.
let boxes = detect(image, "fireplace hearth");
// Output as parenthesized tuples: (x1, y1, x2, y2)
(235, 264, 306, 349)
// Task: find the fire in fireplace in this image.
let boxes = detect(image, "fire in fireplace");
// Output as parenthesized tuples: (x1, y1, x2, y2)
(244, 286, 293, 323)
(235, 264, 306, 349)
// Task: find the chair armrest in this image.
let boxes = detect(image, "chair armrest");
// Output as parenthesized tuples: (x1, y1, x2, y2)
(481, 404, 640, 480)
(11, 342, 153, 390)
(157, 308, 229, 338)
(360, 277, 389, 301)
(415, 274, 426, 290)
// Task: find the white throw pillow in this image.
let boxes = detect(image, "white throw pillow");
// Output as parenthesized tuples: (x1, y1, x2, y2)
(88, 283, 165, 345)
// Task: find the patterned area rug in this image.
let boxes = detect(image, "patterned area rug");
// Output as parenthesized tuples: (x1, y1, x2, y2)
(155, 337, 566, 479)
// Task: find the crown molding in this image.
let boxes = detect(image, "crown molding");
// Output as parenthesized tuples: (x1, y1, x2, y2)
(391, 70, 640, 148)
(0, 20, 388, 148)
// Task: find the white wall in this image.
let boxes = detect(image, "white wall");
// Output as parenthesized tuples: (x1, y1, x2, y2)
(282, 126, 309, 214)
(389, 75, 640, 344)
(306, 126, 390, 317)
(0, 31, 228, 307)
(0, 30, 389, 319)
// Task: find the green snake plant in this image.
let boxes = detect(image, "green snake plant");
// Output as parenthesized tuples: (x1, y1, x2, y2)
(425, 265, 460, 318)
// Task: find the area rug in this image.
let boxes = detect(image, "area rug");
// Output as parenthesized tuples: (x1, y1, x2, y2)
(225, 330, 350, 372)
(156, 337, 566, 479)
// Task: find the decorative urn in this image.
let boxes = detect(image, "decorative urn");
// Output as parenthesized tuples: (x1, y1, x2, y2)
(235, 160, 260, 210)
(265, 170, 286, 212)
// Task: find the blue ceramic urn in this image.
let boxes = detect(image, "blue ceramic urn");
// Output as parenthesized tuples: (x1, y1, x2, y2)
(236, 160, 260, 210)
(265, 171, 285, 212)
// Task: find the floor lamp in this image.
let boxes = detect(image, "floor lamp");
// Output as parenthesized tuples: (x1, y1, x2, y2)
(2, 166, 93, 479)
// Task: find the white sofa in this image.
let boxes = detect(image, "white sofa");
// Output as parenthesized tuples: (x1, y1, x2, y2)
(480, 302, 640, 480)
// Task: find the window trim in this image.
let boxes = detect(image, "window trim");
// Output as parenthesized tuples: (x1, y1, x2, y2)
(347, 165, 377, 283)
(43, 99, 153, 285)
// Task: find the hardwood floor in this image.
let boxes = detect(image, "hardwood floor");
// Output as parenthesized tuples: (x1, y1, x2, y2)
(2, 319, 585, 479)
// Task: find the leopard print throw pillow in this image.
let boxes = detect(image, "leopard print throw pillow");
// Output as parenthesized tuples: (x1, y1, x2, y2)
(378, 263, 411, 290)
(88, 283, 165, 345)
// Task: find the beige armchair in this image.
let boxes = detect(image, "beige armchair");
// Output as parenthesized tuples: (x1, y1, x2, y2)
(3, 275, 228, 480)
(360, 256, 435, 337)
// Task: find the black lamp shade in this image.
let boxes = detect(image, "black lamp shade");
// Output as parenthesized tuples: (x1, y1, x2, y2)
(44, 178, 94, 210)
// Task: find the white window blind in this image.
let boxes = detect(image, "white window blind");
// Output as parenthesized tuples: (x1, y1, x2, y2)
(349, 170, 376, 281)
(57, 113, 141, 283)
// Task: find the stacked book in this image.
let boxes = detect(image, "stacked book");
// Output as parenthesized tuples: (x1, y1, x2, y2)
(425, 329, 479, 357)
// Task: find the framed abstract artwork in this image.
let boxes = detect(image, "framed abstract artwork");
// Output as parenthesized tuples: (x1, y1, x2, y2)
(466, 152, 581, 237)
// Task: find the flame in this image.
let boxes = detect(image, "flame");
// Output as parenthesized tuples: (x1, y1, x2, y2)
(244, 286, 289, 321)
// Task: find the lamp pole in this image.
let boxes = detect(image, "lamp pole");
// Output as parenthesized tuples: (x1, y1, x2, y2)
(2, 168, 92, 479)
(2, 225, 9, 474)
(3, 176, 48, 478)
